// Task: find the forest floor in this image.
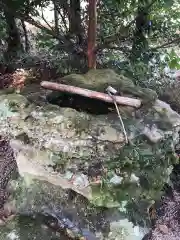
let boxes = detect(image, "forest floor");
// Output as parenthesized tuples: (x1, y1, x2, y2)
(145, 163, 180, 240)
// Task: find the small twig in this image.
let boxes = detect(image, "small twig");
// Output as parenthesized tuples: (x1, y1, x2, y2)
(57, 9, 68, 33)
(107, 90, 128, 144)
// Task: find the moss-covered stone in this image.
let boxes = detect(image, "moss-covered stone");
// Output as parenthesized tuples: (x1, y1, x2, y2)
(56, 69, 158, 103)
(89, 136, 178, 225)
(0, 70, 180, 238)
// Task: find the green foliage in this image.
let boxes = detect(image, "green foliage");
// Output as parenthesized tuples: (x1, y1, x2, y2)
(36, 30, 59, 49)
(0, 13, 7, 39)
(0, 13, 7, 59)
(166, 49, 180, 69)
(90, 135, 178, 226)
(150, 0, 180, 40)
(0, 0, 179, 80)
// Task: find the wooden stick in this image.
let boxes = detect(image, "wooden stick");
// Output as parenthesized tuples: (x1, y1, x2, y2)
(40, 81, 141, 108)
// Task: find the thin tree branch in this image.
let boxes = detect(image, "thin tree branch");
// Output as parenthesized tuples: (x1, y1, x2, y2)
(21, 20, 30, 52)
(152, 36, 180, 51)
(57, 8, 68, 32)
(0, 1, 68, 43)
(41, 7, 55, 32)
(25, 16, 59, 38)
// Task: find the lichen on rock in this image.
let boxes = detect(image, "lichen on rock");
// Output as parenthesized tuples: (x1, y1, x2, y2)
(0, 69, 180, 239)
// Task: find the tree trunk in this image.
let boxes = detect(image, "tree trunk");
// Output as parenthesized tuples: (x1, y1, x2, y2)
(87, 0, 97, 69)
(53, 0, 59, 36)
(69, 0, 83, 44)
(131, 3, 149, 61)
(3, 9, 23, 61)
(21, 20, 30, 52)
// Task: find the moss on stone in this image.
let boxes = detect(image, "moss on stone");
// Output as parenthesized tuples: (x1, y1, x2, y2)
(89, 135, 178, 227)
(60, 69, 158, 103)
(0, 72, 179, 232)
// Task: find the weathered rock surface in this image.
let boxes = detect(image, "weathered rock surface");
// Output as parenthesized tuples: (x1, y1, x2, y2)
(160, 80, 180, 113)
(0, 69, 180, 240)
